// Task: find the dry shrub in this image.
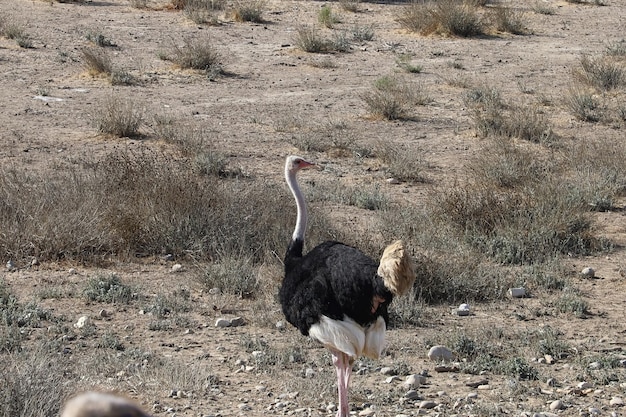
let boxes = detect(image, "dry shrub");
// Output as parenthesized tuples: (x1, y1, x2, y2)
(361, 75, 428, 120)
(169, 37, 223, 76)
(95, 94, 143, 137)
(574, 55, 625, 91)
(231, 0, 266, 23)
(398, 0, 485, 37)
(294, 25, 331, 53)
(488, 6, 527, 35)
(81, 47, 112, 76)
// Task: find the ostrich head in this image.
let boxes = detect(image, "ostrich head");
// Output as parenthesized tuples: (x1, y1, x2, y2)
(285, 155, 316, 176)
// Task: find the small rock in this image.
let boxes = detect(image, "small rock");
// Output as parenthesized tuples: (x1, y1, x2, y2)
(404, 374, 427, 388)
(404, 390, 421, 400)
(171, 263, 183, 272)
(509, 287, 526, 298)
(546, 377, 558, 387)
(581, 267, 595, 278)
(380, 367, 396, 375)
(577, 381, 593, 389)
(74, 316, 90, 329)
(164, 253, 175, 262)
(544, 354, 555, 364)
(208, 287, 221, 295)
(359, 408, 375, 416)
(229, 317, 244, 327)
(98, 309, 110, 318)
(428, 345, 453, 362)
(276, 320, 286, 331)
(386, 178, 401, 185)
(457, 303, 470, 316)
(304, 368, 315, 378)
(610, 397, 623, 406)
(550, 400, 565, 410)
(30, 258, 39, 266)
(588, 361, 602, 370)
(6, 260, 15, 271)
(419, 400, 437, 409)
(589, 407, 600, 415)
(385, 376, 400, 383)
(215, 318, 231, 328)
(466, 378, 488, 388)
(68, 268, 77, 275)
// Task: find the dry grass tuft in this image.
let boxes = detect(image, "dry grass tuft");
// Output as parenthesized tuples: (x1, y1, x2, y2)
(95, 94, 144, 137)
(397, 0, 485, 37)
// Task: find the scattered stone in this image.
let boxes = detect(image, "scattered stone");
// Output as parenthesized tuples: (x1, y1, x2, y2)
(577, 381, 593, 390)
(386, 376, 400, 383)
(434, 364, 459, 372)
(619, 359, 626, 368)
(581, 267, 595, 278)
(466, 392, 478, 400)
(326, 403, 337, 413)
(588, 361, 602, 370)
(457, 303, 471, 316)
(403, 374, 427, 388)
(304, 368, 315, 378)
(208, 287, 221, 295)
(386, 178, 401, 185)
(98, 309, 110, 318)
(404, 390, 421, 400)
(74, 316, 90, 329)
(30, 258, 39, 266)
(230, 317, 245, 327)
(419, 400, 437, 409)
(380, 367, 396, 375)
(589, 407, 600, 415)
(171, 263, 183, 273)
(465, 378, 488, 388)
(163, 253, 175, 262)
(276, 320, 286, 331)
(509, 287, 526, 298)
(550, 400, 565, 410)
(6, 260, 15, 271)
(359, 407, 375, 416)
(428, 345, 453, 362)
(546, 378, 558, 387)
(215, 318, 231, 328)
(68, 268, 77, 275)
(610, 397, 623, 406)
(238, 403, 251, 411)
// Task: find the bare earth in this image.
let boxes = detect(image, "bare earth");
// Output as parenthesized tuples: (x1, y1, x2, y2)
(1, 1, 625, 416)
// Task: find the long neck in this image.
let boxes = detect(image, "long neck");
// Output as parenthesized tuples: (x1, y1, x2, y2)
(285, 167, 307, 243)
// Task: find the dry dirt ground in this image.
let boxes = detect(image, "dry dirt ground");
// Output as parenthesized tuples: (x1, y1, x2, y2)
(1, 0, 626, 416)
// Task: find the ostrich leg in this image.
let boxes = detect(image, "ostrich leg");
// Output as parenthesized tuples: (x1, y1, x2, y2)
(332, 351, 352, 417)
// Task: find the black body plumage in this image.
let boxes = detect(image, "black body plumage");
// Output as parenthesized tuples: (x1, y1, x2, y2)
(281, 240, 393, 336)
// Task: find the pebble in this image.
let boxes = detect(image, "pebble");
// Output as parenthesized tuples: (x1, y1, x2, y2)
(509, 287, 526, 298)
(589, 407, 600, 415)
(577, 381, 593, 389)
(215, 318, 231, 328)
(68, 268, 77, 275)
(6, 260, 15, 271)
(404, 390, 421, 400)
(74, 316, 90, 329)
(588, 361, 602, 370)
(419, 400, 437, 409)
(171, 263, 183, 272)
(276, 320, 286, 331)
(581, 266, 595, 278)
(428, 345, 453, 362)
(404, 374, 426, 388)
(359, 407, 375, 416)
(465, 378, 488, 388)
(457, 303, 471, 316)
(98, 309, 110, 318)
(230, 317, 244, 327)
(387, 178, 401, 184)
(550, 400, 565, 410)
(304, 368, 315, 378)
(610, 396, 623, 406)
(380, 367, 396, 375)
(386, 376, 400, 383)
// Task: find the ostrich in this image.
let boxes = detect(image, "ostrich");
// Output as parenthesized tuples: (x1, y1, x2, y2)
(61, 392, 152, 417)
(281, 155, 416, 417)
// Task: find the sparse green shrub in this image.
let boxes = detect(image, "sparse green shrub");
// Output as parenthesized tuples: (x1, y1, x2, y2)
(535, 326, 571, 359)
(294, 25, 330, 53)
(565, 88, 603, 122)
(110, 69, 138, 86)
(503, 357, 539, 380)
(396, 54, 423, 73)
(554, 290, 589, 317)
(85, 31, 116, 47)
(351, 24, 374, 42)
(318, 5, 338, 28)
(199, 256, 258, 296)
(84, 274, 134, 304)
(95, 94, 143, 137)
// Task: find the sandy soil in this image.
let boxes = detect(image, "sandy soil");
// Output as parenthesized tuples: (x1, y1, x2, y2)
(1, 0, 625, 416)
